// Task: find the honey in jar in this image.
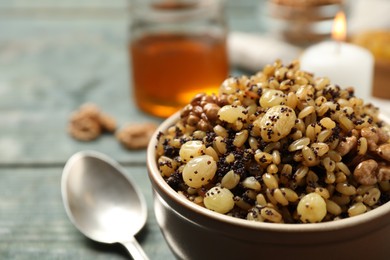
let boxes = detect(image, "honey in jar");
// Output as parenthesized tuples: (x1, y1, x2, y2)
(129, 0, 228, 118)
(131, 33, 228, 118)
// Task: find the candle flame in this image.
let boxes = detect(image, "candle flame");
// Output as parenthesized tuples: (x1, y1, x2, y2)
(332, 11, 347, 42)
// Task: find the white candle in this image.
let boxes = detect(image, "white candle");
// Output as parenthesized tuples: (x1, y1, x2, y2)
(300, 41, 374, 100)
(300, 11, 374, 100)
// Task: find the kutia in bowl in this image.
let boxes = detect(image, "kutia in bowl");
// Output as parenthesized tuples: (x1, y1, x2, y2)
(147, 60, 390, 259)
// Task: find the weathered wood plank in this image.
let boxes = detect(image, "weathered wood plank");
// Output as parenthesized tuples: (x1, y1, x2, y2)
(0, 166, 174, 259)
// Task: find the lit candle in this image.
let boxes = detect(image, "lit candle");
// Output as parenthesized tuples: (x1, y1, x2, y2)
(300, 11, 374, 100)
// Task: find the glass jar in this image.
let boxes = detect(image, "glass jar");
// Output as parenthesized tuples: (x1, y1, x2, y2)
(265, 0, 345, 47)
(129, 0, 229, 118)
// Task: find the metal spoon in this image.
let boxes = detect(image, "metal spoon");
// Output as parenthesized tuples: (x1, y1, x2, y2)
(61, 150, 149, 260)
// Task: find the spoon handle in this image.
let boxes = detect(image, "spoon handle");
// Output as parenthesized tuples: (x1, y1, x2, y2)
(121, 237, 149, 260)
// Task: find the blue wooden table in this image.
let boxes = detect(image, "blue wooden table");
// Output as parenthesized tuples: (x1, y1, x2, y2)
(0, 1, 265, 259)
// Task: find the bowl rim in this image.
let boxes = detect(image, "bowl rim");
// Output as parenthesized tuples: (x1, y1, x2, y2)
(147, 111, 390, 233)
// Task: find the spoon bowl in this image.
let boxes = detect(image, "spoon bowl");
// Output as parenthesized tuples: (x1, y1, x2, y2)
(61, 150, 148, 259)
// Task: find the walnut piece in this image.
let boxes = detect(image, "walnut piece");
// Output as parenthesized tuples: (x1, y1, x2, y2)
(68, 103, 116, 141)
(353, 159, 379, 185)
(361, 127, 380, 151)
(99, 113, 117, 133)
(180, 93, 223, 132)
(336, 136, 357, 156)
(378, 165, 390, 182)
(116, 122, 157, 150)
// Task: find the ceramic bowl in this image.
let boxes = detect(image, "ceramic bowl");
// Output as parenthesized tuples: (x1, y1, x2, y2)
(146, 112, 390, 260)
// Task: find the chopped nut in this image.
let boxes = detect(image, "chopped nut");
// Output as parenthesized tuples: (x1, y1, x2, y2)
(377, 128, 390, 143)
(181, 93, 222, 129)
(336, 136, 357, 156)
(78, 103, 100, 119)
(377, 165, 390, 182)
(99, 113, 117, 133)
(361, 127, 379, 151)
(187, 114, 200, 126)
(68, 115, 101, 141)
(197, 119, 210, 132)
(68, 103, 116, 141)
(203, 103, 220, 122)
(116, 122, 157, 149)
(353, 159, 378, 185)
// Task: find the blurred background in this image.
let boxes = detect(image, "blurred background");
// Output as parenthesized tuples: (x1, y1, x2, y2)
(0, 0, 274, 164)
